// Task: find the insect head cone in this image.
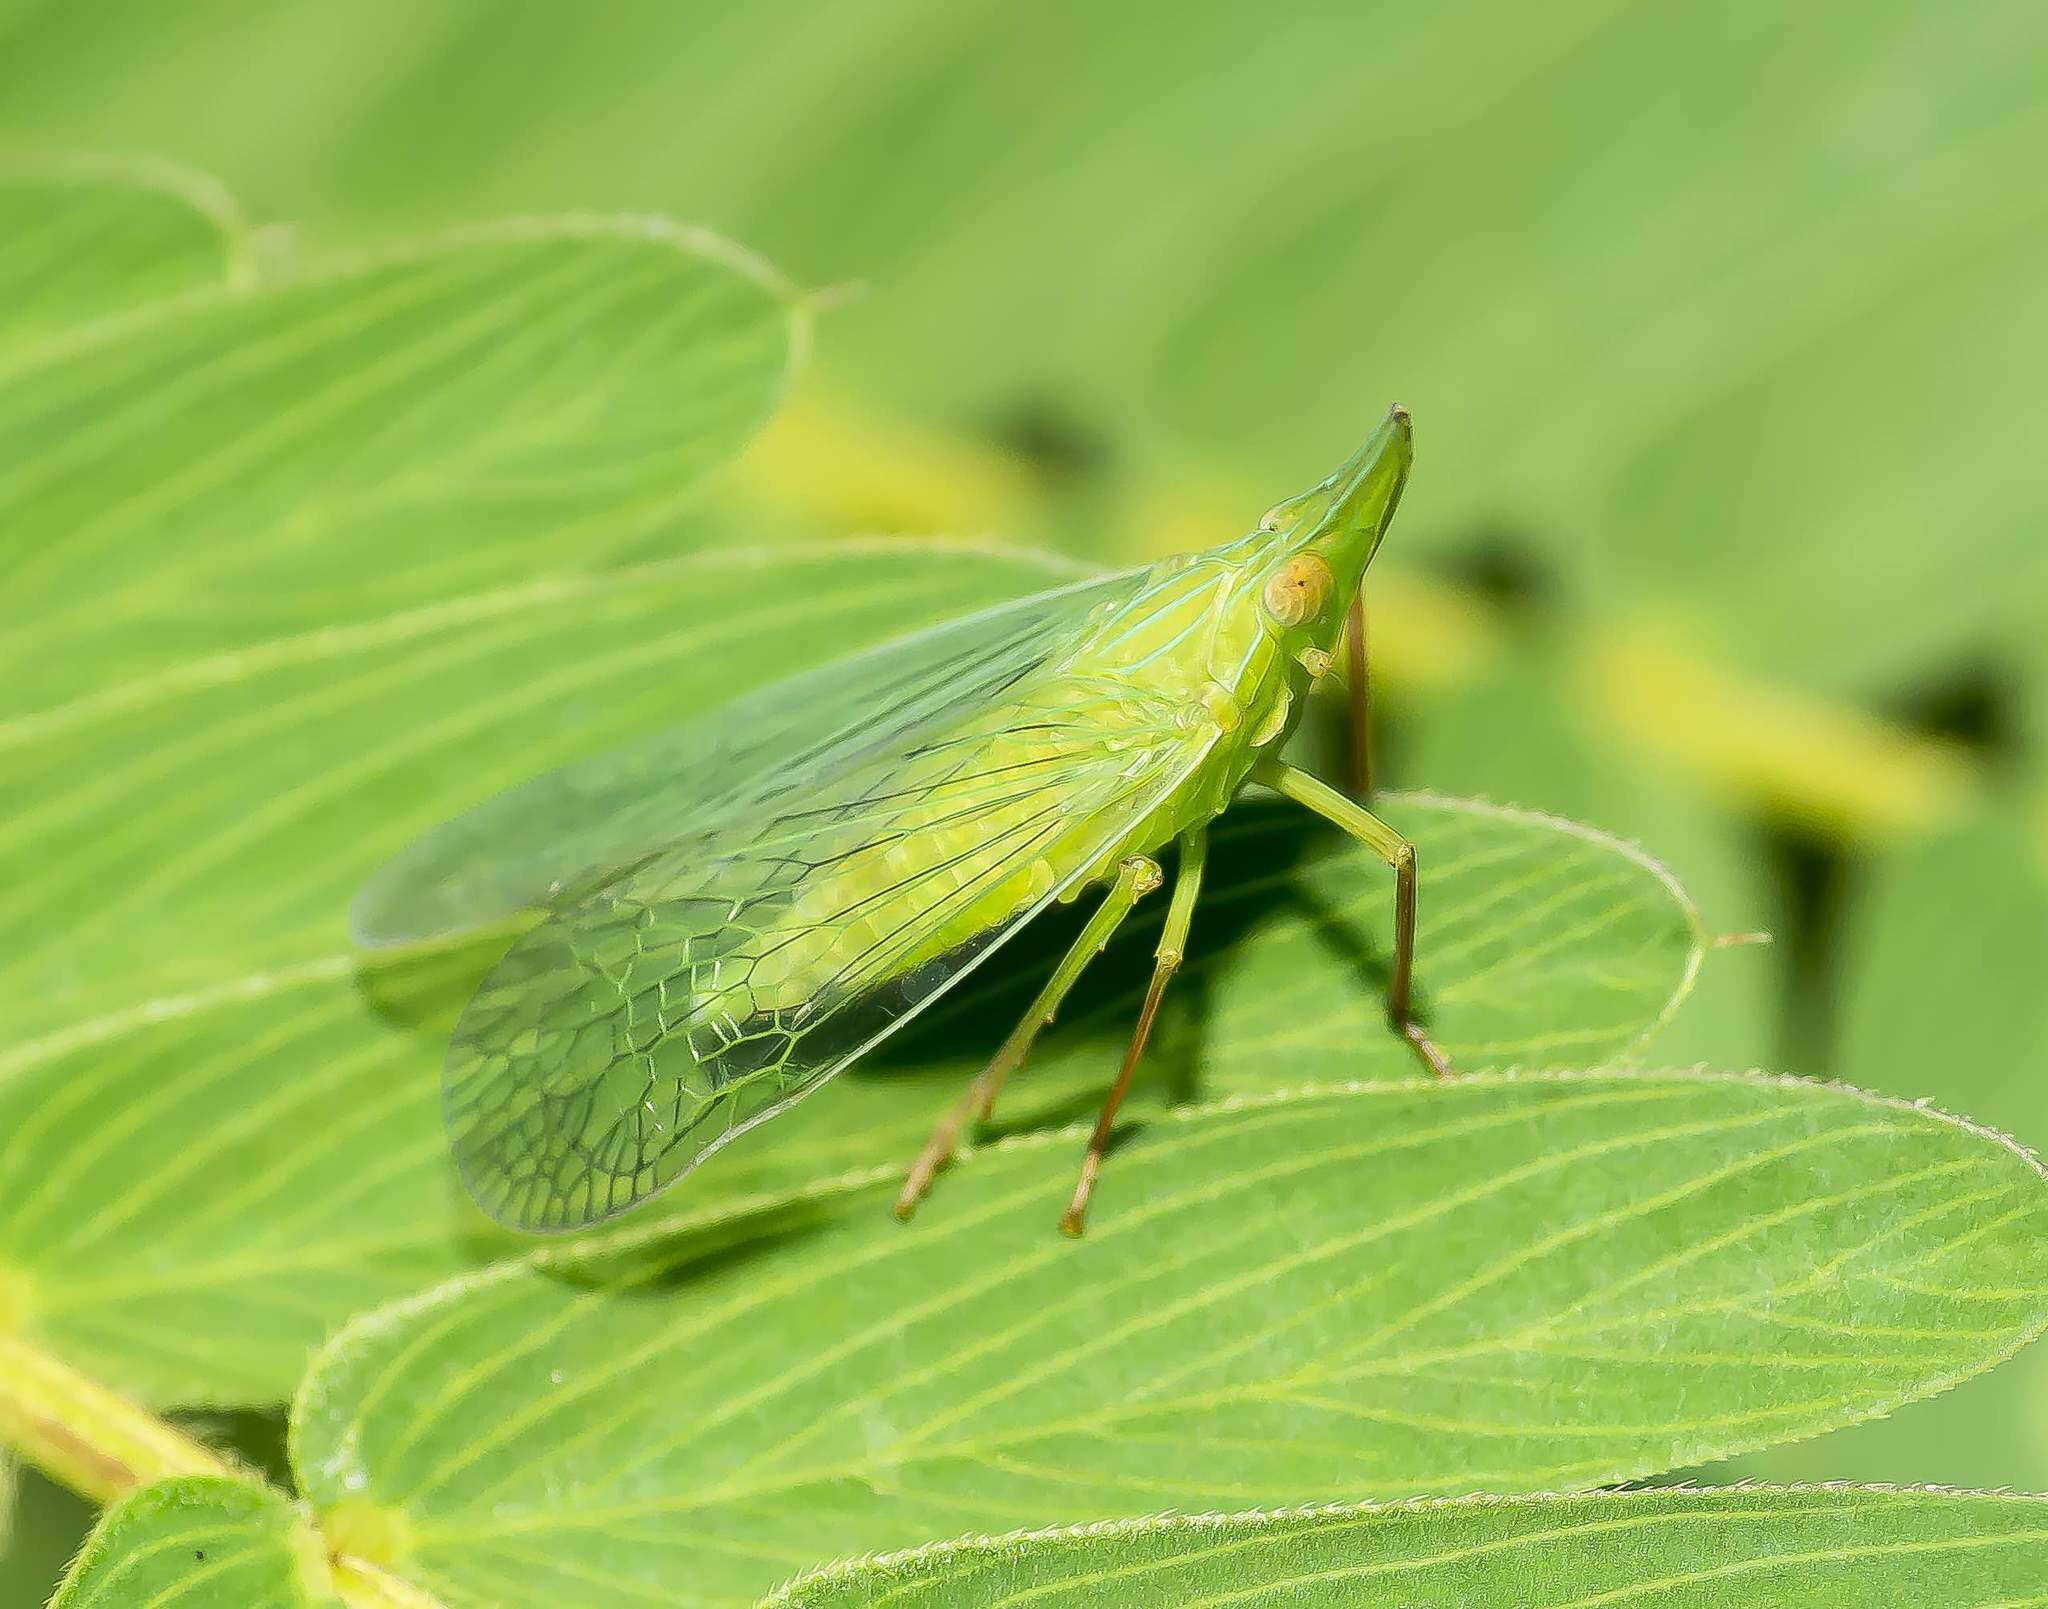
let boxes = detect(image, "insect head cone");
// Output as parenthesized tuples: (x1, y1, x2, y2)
(1258, 405, 1413, 642)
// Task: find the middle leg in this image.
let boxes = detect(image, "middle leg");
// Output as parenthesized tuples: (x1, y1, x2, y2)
(1060, 827, 1209, 1237)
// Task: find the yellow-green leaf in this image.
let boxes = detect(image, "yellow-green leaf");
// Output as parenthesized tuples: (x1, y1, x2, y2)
(288, 1071, 2048, 1607)
(0, 155, 247, 346)
(51, 1475, 336, 1609)
(769, 1486, 2048, 1608)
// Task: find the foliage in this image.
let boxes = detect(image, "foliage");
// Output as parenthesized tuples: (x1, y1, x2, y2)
(52, 1476, 337, 1609)
(0, 43, 2043, 1601)
(770, 1488, 2048, 1607)
(288, 1073, 2046, 1604)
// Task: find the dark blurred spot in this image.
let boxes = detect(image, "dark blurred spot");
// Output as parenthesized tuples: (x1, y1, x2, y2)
(1429, 523, 1557, 622)
(169, 1408, 291, 1488)
(980, 394, 1112, 492)
(1885, 661, 2022, 774)
(1758, 819, 1864, 1076)
(1366, 699, 1412, 794)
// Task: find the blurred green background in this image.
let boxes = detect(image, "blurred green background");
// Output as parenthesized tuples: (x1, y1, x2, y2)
(3, 0, 2044, 1594)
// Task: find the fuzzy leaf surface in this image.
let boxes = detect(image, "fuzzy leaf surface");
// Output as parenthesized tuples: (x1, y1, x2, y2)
(290, 1072, 2048, 1607)
(51, 1475, 336, 1609)
(770, 1486, 2048, 1608)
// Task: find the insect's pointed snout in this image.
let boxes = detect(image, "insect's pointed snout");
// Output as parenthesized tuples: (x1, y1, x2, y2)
(1304, 404, 1413, 598)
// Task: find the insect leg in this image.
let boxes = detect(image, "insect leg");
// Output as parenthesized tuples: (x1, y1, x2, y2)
(1252, 758, 1453, 1080)
(894, 852, 1163, 1221)
(1345, 588, 1373, 800)
(1060, 827, 1208, 1237)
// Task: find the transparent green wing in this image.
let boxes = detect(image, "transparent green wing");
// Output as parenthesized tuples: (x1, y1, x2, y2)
(356, 560, 1216, 1231)
(447, 723, 1207, 1231)
(349, 567, 1136, 949)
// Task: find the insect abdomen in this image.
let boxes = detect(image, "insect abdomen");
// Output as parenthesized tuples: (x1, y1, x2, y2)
(718, 690, 1182, 1020)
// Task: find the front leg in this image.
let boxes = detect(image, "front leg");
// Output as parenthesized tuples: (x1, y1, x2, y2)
(1253, 757, 1453, 1080)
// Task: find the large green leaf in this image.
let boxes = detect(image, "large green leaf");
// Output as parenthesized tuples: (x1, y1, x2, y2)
(0, 154, 247, 345)
(289, 1071, 2048, 1607)
(0, 215, 796, 735)
(0, 214, 798, 1038)
(51, 1475, 337, 1609)
(769, 1486, 2048, 1607)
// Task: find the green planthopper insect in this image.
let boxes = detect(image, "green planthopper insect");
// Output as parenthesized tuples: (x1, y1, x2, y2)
(352, 404, 1445, 1237)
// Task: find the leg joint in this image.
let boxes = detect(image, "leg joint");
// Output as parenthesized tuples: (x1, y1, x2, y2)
(1118, 855, 1164, 898)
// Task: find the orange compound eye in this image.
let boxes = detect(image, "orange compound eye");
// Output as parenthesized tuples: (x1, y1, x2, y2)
(1260, 554, 1333, 627)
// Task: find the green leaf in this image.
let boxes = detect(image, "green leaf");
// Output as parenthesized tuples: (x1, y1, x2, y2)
(288, 1071, 2048, 1607)
(768, 1485, 2048, 1607)
(51, 1475, 337, 1609)
(0, 154, 248, 346)
(0, 215, 797, 752)
(0, 541, 1074, 1407)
